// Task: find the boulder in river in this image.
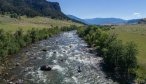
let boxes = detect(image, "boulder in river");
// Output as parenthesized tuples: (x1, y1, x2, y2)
(42, 48, 47, 52)
(40, 65, 52, 71)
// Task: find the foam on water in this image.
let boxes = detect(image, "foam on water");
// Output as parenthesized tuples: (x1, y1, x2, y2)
(52, 60, 58, 64)
(72, 76, 78, 83)
(36, 70, 47, 83)
(26, 69, 47, 83)
(64, 78, 72, 83)
(52, 65, 65, 72)
(68, 55, 99, 65)
(46, 51, 54, 59)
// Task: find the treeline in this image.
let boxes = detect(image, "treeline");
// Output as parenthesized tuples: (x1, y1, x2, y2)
(77, 26, 138, 83)
(0, 26, 76, 62)
(0, 0, 68, 19)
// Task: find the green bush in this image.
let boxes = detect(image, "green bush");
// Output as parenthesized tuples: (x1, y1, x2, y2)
(10, 13, 20, 19)
(77, 25, 138, 83)
(0, 26, 75, 62)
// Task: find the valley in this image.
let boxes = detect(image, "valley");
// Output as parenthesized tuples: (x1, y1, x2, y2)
(0, 0, 146, 84)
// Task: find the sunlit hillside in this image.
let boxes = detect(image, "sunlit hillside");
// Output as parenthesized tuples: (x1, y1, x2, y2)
(0, 15, 82, 32)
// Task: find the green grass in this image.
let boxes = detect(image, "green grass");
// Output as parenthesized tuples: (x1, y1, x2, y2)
(111, 24, 146, 82)
(0, 15, 82, 32)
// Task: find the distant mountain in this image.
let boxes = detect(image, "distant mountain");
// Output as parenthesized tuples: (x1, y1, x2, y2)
(0, 0, 69, 19)
(84, 18, 127, 25)
(67, 15, 127, 25)
(67, 15, 88, 24)
(67, 15, 146, 25)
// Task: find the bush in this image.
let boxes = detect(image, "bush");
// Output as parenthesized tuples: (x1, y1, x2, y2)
(77, 25, 138, 83)
(0, 26, 75, 62)
(10, 13, 20, 19)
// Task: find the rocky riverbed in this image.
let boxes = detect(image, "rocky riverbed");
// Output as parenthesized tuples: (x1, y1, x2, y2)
(0, 31, 118, 84)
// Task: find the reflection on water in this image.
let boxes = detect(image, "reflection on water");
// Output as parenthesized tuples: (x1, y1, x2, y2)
(0, 31, 117, 84)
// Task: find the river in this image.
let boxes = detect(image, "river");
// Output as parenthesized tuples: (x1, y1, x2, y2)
(0, 31, 117, 84)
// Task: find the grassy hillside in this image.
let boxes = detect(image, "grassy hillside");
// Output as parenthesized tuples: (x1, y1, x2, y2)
(111, 24, 146, 82)
(0, 15, 82, 32)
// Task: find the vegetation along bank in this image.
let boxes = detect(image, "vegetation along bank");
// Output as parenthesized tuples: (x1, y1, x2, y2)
(77, 25, 139, 84)
(0, 25, 77, 63)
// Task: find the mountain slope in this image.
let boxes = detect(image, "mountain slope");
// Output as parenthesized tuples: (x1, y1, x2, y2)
(127, 19, 141, 24)
(0, 0, 69, 19)
(127, 18, 146, 24)
(67, 15, 88, 24)
(138, 18, 146, 24)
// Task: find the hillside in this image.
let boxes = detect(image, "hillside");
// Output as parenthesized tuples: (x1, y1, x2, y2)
(0, 0, 69, 19)
(138, 18, 146, 24)
(127, 19, 141, 24)
(0, 15, 82, 32)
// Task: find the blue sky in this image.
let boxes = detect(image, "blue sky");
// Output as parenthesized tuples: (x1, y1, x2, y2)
(49, 0, 146, 20)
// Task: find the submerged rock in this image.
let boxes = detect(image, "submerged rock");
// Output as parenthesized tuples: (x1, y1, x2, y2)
(53, 51, 56, 54)
(15, 63, 20, 66)
(69, 45, 72, 48)
(56, 41, 58, 44)
(60, 59, 64, 62)
(40, 65, 52, 71)
(77, 66, 81, 72)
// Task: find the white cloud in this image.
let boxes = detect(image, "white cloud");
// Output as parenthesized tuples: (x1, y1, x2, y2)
(133, 12, 141, 17)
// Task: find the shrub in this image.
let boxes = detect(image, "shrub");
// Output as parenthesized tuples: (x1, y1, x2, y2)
(77, 25, 138, 83)
(0, 26, 75, 62)
(10, 13, 20, 19)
